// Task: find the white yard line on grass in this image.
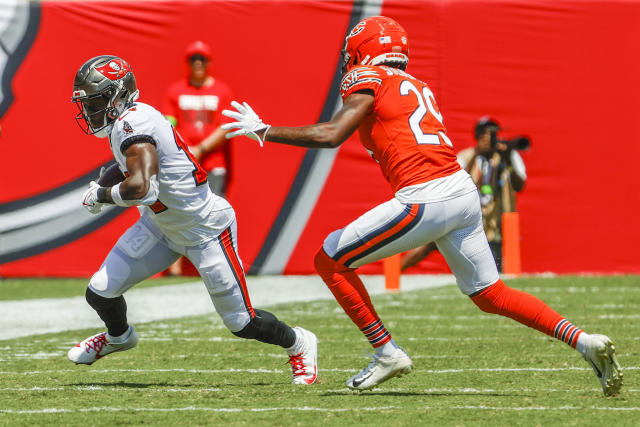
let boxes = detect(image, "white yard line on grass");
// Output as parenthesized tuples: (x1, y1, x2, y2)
(0, 274, 455, 340)
(0, 406, 401, 414)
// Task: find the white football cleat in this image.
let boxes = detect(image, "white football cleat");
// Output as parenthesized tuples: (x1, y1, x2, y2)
(583, 334, 623, 396)
(68, 326, 138, 365)
(287, 327, 318, 384)
(346, 347, 413, 390)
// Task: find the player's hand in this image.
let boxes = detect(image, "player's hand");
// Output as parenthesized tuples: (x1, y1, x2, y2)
(221, 101, 270, 147)
(82, 181, 103, 214)
(190, 145, 204, 161)
(494, 141, 512, 160)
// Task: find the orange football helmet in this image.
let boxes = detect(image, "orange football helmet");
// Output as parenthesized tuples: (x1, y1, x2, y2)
(341, 16, 409, 73)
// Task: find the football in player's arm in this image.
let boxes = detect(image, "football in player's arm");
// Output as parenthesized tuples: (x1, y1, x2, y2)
(70, 55, 318, 385)
(222, 16, 622, 395)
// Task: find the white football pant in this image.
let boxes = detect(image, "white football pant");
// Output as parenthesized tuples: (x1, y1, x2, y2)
(88, 214, 253, 332)
(322, 190, 500, 295)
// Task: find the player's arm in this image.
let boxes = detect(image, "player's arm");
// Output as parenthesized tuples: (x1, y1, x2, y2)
(191, 126, 227, 161)
(222, 91, 374, 149)
(96, 139, 159, 205)
(495, 142, 526, 192)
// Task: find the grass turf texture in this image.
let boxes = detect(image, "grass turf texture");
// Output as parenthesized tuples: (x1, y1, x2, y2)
(0, 275, 638, 426)
(0, 277, 197, 301)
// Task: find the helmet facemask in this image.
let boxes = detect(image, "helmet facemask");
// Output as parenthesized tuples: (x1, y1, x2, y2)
(73, 88, 117, 137)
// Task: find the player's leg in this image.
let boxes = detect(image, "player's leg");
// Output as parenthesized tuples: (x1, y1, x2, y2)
(435, 190, 623, 396)
(186, 220, 317, 384)
(315, 198, 447, 389)
(68, 218, 180, 365)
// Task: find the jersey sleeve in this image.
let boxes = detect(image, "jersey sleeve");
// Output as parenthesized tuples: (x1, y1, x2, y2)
(112, 107, 157, 154)
(340, 66, 383, 99)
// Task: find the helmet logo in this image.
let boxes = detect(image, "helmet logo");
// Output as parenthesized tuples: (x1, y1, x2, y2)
(347, 22, 366, 39)
(96, 59, 130, 81)
(379, 36, 391, 44)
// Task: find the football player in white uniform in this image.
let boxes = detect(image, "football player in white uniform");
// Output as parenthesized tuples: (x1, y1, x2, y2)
(68, 55, 318, 385)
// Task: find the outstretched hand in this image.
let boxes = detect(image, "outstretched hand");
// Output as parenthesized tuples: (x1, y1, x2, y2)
(221, 101, 270, 147)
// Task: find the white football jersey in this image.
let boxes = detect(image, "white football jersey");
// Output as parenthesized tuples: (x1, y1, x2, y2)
(109, 102, 233, 246)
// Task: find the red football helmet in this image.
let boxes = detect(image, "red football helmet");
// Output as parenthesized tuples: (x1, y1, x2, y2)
(342, 16, 409, 73)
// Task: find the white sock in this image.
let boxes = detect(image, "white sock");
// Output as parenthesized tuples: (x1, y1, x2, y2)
(107, 326, 133, 344)
(286, 328, 304, 355)
(576, 332, 590, 357)
(375, 339, 400, 358)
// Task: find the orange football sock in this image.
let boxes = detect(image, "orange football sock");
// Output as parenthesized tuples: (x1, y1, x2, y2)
(471, 279, 583, 348)
(314, 248, 391, 347)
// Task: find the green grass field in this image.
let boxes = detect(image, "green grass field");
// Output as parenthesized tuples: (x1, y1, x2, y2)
(0, 275, 638, 426)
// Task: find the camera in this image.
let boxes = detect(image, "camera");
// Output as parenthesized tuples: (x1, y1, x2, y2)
(476, 117, 531, 151)
(498, 136, 531, 151)
(488, 130, 531, 151)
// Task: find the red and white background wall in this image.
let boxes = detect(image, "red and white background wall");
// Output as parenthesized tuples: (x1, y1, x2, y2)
(0, 0, 638, 277)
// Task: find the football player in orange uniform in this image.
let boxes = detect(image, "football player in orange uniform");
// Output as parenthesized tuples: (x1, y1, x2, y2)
(222, 16, 622, 395)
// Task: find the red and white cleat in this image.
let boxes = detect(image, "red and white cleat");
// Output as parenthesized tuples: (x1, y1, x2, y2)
(287, 327, 318, 384)
(68, 326, 138, 365)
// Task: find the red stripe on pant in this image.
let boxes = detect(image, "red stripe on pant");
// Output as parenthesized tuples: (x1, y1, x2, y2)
(336, 204, 421, 266)
(219, 229, 255, 318)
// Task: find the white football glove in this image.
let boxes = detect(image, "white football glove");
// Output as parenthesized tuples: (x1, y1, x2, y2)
(221, 101, 270, 147)
(82, 180, 103, 214)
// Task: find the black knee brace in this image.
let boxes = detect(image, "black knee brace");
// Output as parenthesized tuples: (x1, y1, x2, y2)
(85, 288, 129, 337)
(232, 309, 296, 348)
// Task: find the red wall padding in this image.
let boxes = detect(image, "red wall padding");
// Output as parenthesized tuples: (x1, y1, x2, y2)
(1, 0, 638, 276)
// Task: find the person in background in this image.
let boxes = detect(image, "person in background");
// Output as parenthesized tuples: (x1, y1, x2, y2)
(401, 117, 527, 272)
(162, 40, 234, 276)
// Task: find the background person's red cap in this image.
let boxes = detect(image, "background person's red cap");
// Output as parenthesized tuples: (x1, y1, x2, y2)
(185, 40, 211, 61)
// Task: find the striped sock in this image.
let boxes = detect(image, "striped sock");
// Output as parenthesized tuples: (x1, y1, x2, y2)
(471, 279, 584, 349)
(553, 319, 583, 348)
(314, 248, 392, 349)
(361, 319, 391, 348)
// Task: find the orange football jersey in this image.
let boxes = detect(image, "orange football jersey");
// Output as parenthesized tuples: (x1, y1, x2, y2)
(340, 65, 460, 193)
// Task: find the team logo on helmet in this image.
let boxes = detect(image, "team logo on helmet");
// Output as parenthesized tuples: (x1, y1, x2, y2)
(96, 59, 130, 81)
(347, 21, 366, 39)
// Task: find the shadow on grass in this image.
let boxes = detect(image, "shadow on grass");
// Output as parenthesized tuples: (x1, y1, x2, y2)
(321, 390, 531, 398)
(66, 380, 278, 388)
(67, 381, 196, 389)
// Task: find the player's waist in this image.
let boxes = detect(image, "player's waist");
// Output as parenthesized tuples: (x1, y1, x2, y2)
(394, 169, 476, 203)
